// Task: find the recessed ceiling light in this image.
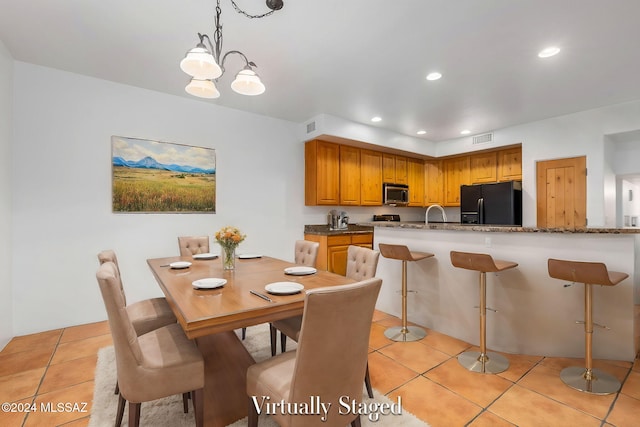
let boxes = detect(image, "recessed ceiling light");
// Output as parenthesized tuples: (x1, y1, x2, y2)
(426, 72, 442, 81)
(416, 130, 427, 135)
(371, 116, 382, 122)
(538, 46, 560, 58)
(460, 130, 471, 135)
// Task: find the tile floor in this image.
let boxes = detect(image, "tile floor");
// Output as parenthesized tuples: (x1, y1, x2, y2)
(0, 311, 638, 426)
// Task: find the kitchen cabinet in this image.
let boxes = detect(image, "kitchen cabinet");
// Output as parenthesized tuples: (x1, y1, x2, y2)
(470, 151, 497, 183)
(360, 149, 383, 205)
(424, 160, 444, 205)
(407, 157, 425, 206)
(443, 156, 471, 206)
(382, 154, 408, 184)
(339, 145, 360, 205)
(497, 147, 522, 181)
(304, 233, 374, 276)
(305, 140, 340, 205)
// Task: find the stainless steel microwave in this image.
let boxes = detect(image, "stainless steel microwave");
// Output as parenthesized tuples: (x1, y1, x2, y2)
(383, 183, 409, 206)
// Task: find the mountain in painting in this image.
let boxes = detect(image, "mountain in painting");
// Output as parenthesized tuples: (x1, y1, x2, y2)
(112, 156, 214, 174)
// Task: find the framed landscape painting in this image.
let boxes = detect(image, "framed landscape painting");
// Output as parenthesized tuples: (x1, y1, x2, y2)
(111, 136, 216, 213)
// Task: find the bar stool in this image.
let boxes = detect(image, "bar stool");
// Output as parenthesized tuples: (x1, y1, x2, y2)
(450, 251, 517, 374)
(548, 258, 628, 394)
(378, 244, 434, 342)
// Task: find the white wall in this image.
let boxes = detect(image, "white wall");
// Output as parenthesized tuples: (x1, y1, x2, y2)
(0, 40, 13, 349)
(11, 62, 304, 335)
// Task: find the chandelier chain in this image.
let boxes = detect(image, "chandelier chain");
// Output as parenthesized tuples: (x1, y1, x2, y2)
(230, 0, 276, 19)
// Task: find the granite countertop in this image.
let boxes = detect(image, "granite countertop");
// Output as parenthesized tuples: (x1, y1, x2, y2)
(357, 221, 640, 234)
(304, 224, 374, 235)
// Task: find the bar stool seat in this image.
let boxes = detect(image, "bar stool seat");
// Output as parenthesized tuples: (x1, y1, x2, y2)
(378, 244, 434, 342)
(450, 251, 517, 374)
(548, 258, 628, 395)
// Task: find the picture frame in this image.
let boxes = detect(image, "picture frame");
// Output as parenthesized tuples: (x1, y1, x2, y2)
(111, 136, 216, 213)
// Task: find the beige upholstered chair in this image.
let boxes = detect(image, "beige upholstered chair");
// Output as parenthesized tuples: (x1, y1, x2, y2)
(96, 261, 204, 427)
(178, 236, 210, 256)
(97, 250, 176, 337)
(293, 239, 320, 266)
(247, 278, 382, 427)
(270, 245, 380, 397)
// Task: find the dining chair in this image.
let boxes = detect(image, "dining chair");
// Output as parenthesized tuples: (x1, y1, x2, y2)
(269, 240, 320, 355)
(270, 244, 379, 398)
(98, 250, 178, 395)
(96, 261, 204, 427)
(178, 235, 210, 256)
(247, 277, 382, 427)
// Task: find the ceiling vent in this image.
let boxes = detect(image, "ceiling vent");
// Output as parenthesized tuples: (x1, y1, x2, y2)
(472, 133, 493, 145)
(306, 121, 316, 133)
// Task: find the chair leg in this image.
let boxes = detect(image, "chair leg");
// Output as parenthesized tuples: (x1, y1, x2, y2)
(114, 381, 119, 395)
(280, 332, 287, 353)
(115, 394, 126, 427)
(183, 392, 189, 413)
(269, 323, 277, 356)
(248, 397, 259, 427)
(242, 327, 247, 340)
(351, 415, 362, 427)
(364, 363, 373, 398)
(193, 388, 204, 427)
(128, 401, 141, 427)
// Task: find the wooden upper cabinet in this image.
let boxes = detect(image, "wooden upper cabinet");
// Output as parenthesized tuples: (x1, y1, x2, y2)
(305, 140, 340, 205)
(424, 160, 444, 205)
(443, 156, 471, 206)
(382, 154, 408, 184)
(394, 156, 408, 184)
(497, 147, 522, 181)
(360, 149, 383, 205)
(339, 145, 360, 205)
(470, 152, 497, 183)
(407, 158, 424, 206)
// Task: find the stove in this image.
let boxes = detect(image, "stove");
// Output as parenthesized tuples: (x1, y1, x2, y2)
(372, 214, 401, 222)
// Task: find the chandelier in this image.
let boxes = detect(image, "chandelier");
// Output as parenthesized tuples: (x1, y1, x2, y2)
(180, 0, 284, 99)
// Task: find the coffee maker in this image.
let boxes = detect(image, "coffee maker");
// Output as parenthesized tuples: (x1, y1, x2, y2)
(328, 210, 349, 230)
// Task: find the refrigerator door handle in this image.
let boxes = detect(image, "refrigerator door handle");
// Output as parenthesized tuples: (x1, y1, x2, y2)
(478, 198, 484, 224)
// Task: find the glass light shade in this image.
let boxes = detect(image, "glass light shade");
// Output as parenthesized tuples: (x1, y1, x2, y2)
(180, 46, 222, 79)
(185, 78, 220, 99)
(230, 68, 266, 96)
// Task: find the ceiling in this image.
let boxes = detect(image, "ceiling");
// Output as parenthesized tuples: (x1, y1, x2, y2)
(1, 0, 640, 142)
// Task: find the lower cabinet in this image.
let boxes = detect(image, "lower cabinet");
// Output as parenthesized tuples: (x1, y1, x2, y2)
(304, 233, 373, 276)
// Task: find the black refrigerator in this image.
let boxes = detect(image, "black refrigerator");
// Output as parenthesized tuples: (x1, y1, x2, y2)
(460, 181, 522, 225)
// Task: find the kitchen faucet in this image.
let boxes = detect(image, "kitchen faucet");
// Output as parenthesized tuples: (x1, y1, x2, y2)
(425, 204, 447, 223)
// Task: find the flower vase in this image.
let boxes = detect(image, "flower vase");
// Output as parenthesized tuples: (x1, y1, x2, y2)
(221, 245, 236, 270)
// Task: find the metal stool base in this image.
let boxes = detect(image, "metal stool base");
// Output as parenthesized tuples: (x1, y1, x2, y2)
(384, 326, 427, 342)
(458, 350, 509, 374)
(560, 366, 621, 395)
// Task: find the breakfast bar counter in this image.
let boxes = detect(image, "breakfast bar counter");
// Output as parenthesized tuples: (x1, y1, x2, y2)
(361, 222, 640, 361)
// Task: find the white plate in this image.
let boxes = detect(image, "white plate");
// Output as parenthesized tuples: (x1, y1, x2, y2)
(192, 253, 218, 260)
(265, 282, 305, 295)
(238, 254, 262, 259)
(284, 266, 317, 276)
(169, 261, 192, 269)
(192, 278, 227, 289)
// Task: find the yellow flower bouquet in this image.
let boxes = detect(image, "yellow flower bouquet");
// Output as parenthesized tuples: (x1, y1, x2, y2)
(215, 226, 246, 270)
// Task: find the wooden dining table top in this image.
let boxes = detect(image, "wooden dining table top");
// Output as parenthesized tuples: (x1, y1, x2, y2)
(147, 255, 355, 339)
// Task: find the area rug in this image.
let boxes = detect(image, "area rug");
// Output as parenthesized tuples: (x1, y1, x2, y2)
(89, 325, 428, 427)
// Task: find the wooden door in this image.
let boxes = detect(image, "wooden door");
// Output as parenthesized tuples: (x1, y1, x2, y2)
(305, 140, 340, 205)
(536, 156, 586, 228)
(339, 146, 360, 205)
(382, 154, 395, 183)
(327, 245, 349, 276)
(360, 150, 383, 205)
(394, 156, 408, 184)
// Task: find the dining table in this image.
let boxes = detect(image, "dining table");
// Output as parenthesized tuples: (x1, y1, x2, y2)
(147, 254, 356, 427)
